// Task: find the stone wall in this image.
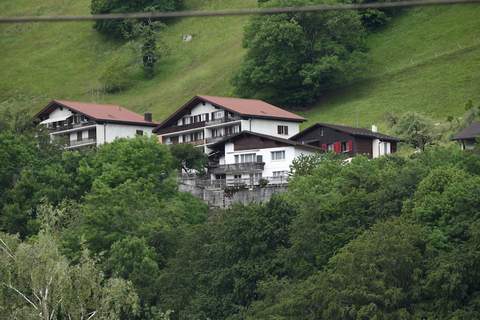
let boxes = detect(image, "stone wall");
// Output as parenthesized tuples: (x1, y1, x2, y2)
(179, 178, 288, 208)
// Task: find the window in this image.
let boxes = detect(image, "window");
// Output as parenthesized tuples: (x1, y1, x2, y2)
(341, 141, 347, 152)
(320, 128, 324, 136)
(234, 153, 256, 163)
(88, 129, 96, 139)
(183, 134, 191, 142)
(327, 144, 334, 152)
(136, 130, 143, 136)
(277, 125, 289, 135)
(77, 131, 83, 141)
(183, 117, 191, 125)
(234, 174, 242, 180)
(212, 111, 224, 120)
(271, 150, 286, 160)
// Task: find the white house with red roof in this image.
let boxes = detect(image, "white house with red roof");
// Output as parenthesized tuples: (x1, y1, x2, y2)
(154, 95, 315, 186)
(153, 95, 305, 153)
(35, 100, 158, 149)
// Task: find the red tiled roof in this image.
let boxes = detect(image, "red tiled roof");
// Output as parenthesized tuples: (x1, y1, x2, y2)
(36, 100, 157, 126)
(197, 95, 305, 122)
(154, 95, 305, 132)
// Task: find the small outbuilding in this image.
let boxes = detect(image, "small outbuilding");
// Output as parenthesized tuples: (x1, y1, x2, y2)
(452, 122, 480, 150)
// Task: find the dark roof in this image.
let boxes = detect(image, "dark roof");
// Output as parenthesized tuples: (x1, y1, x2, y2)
(35, 100, 158, 127)
(209, 131, 322, 152)
(290, 122, 402, 142)
(154, 95, 305, 132)
(452, 122, 480, 140)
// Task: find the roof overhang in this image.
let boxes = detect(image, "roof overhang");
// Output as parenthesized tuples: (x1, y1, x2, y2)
(153, 95, 305, 133)
(34, 100, 158, 127)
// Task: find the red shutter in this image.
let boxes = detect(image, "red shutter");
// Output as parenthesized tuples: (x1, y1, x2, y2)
(322, 144, 327, 151)
(347, 140, 353, 152)
(334, 142, 341, 153)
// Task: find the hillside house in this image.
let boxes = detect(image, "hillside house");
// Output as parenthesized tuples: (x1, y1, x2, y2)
(207, 131, 321, 186)
(290, 123, 401, 158)
(452, 122, 480, 150)
(35, 100, 157, 149)
(153, 95, 305, 153)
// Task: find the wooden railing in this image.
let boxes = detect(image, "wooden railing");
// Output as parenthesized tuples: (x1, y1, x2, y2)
(48, 121, 96, 132)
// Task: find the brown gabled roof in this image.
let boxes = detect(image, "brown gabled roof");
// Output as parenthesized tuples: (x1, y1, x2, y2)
(452, 122, 480, 140)
(209, 131, 322, 152)
(154, 95, 305, 132)
(35, 100, 158, 127)
(291, 122, 402, 142)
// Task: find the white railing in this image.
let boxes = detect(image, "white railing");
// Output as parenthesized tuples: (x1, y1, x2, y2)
(183, 176, 289, 189)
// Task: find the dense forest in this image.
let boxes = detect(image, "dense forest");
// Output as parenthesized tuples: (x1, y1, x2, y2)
(2, 106, 480, 319)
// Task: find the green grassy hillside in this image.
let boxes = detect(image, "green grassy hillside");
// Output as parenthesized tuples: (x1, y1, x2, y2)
(1, 1, 479, 130)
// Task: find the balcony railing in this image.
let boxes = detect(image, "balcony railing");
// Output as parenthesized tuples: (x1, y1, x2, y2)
(205, 115, 241, 126)
(205, 134, 234, 144)
(187, 176, 289, 189)
(66, 138, 97, 148)
(48, 121, 96, 133)
(211, 162, 265, 174)
(156, 121, 206, 135)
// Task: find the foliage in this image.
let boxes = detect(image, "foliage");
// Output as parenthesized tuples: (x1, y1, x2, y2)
(169, 143, 207, 174)
(392, 112, 441, 150)
(90, 0, 182, 39)
(234, 0, 367, 107)
(0, 231, 140, 320)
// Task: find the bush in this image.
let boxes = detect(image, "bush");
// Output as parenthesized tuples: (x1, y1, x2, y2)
(91, 0, 183, 39)
(233, 0, 367, 108)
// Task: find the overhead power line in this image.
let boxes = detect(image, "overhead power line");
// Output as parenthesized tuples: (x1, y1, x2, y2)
(0, 0, 479, 24)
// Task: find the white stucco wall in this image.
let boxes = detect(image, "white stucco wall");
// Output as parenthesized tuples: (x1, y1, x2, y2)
(48, 107, 73, 119)
(221, 143, 314, 178)
(96, 123, 155, 145)
(177, 102, 219, 125)
(372, 139, 391, 158)
(240, 118, 300, 139)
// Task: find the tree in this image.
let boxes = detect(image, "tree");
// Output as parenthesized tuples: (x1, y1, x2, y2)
(0, 232, 140, 320)
(393, 112, 440, 150)
(234, 0, 367, 107)
(169, 143, 207, 174)
(90, 0, 182, 39)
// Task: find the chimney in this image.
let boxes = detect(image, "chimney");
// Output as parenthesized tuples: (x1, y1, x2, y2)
(144, 112, 153, 122)
(371, 125, 378, 133)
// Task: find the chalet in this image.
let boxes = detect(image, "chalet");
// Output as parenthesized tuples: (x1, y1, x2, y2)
(153, 95, 305, 152)
(208, 131, 321, 185)
(452, 122, 480, 150)
(290, 123, 401, 158)
(35, 100, 157, 149)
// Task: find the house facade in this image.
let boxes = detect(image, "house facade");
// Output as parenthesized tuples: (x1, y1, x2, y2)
(452, 122, 480, 150)
(35, 100, 157, 149)
(153, 95, 305, 152)
(207, 131, 320, 186)
(290, 123, 401, 158)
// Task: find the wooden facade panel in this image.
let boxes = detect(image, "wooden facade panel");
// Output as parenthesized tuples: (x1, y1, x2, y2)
(293, 126, 353, 146)
(354, 137, 373, 157)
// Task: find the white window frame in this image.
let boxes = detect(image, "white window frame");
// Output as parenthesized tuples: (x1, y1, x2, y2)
(271, 150, 286, 161)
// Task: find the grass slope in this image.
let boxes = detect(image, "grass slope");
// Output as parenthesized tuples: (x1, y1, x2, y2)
(302, 5, 480, 130)
(0, 1, 479, 129)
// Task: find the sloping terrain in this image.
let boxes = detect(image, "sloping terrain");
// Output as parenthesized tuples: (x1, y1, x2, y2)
(0, 0, 479, 129)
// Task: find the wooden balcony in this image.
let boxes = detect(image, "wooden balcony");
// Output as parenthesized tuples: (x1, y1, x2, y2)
(48, 121, 96, 133)
(156, 121, 206, 135)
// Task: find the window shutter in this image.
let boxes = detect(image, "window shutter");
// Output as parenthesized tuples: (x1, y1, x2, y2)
(322, 144, 327, 151)
(334, 142, 341, 153)
(347, 140, 353, 152)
